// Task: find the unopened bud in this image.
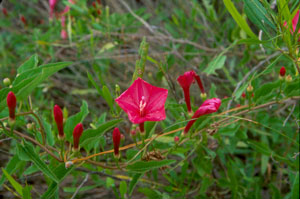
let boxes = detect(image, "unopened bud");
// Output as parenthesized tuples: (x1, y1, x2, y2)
(285, 75, 292, 82)
(279, 66, 286, 77)
(115, 84, 120, 97)
(65, 161, 73, 168)
(26, 123, 34, 130)
(174, 136, 179, 143)
(247, 84, 253, 92)
(241, 92, 246, 98)
(200, 93, 207, 100)
(3, 78, 11, 86)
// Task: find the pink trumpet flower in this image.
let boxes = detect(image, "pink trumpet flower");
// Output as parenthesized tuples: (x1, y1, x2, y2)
(284, 10, 300, 39)
(49, 0, 57, 19)
(177, 70, 206, 114)
(183, 98, 221, 135)
(177, 71, 196, 114)
(115, 78, 168, 134)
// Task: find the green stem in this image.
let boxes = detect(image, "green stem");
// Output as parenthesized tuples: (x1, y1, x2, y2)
(60, 140, 64, 160)
(276, 81, 283, 101)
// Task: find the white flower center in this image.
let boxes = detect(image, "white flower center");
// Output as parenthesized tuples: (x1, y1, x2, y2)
(139, 96, 147, 117)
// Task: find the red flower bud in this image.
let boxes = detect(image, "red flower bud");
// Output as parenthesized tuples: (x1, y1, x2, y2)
(174, 136, 179, 142)
(92, 2, 96, 8)
(236, 104, 241, 108)
(97, 9, 101, 15)
(20, 15, 27, 26)
(2, 8, 8, 17)
(242, 92, 246, 98)
(97, 0, 101, 4)
(113, 127, 121, 157)
(279, 66, 286, 77)
(7, 91, 17, 120)
(53, 105, 64, 139)
(73, 123, 83, 151)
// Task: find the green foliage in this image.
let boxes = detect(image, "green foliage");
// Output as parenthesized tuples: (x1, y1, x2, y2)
(0, 0, 299, 198)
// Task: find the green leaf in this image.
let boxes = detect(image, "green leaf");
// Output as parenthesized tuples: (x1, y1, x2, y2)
(64, 100, 89, 140)
(244, 0, 276, 35)
(51, 163, 74, 182)
(203, 55, 226, 75)
(17, 54, 38, 74)
(223, 0, 257, 39)
(256, 55, 282, 78)
(0, 155, 22, 186)
(128, 173, 144, 195)
(102, 85, 114, 111)
(41, 182, 58, 199)
(237, 38, 269, 45)
(254, 81, 280, 101)
(292, 172, 299, 199)
(261, 155, 269, 175)
(127, 159, 176, 173)
(248, 140, 272, 156)
(21, 142, 59, 183)
(2, 168, 23, 196)
(87, 71, 103, 97)
(0, 62, 71, 111)
(278, 0, 291, 22)
(22, 185, 32, 199)
(119, 181, 127, 197)
(80, 119, 122, 147)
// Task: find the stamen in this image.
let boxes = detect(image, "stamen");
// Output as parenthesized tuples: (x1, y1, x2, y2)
(139, 96, 147, 117)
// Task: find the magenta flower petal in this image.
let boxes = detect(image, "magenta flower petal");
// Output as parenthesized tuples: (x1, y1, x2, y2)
(177, 71, 195, 89)
(292, 10, 299, 34)
(177, 71, 196, 113)
(115, 78, 168, 124)
(183, 98, 221, 134)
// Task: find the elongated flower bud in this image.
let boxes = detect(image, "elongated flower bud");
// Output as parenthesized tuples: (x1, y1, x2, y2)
(113, 127, 121, 158)
(73, 123, 83, 151)
(20, 15, 27, 26)
(53, 105, 64, 139)
(7, 92, 17, 121)
(2, 8, 8, 17)
(183, 98, 221, 135)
